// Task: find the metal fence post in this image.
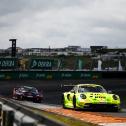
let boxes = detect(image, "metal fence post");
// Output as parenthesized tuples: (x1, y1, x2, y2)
(0, 104, 2, 126)
(2, 110, 14, 126)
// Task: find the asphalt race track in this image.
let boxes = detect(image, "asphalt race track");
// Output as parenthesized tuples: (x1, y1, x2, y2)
(0, 79, 126, 108)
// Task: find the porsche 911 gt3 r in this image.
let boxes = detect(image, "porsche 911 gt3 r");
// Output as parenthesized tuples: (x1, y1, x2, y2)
(62, 84, 120, 111)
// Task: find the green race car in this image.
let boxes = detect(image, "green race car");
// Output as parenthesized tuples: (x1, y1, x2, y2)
(62, 84, 120, 111)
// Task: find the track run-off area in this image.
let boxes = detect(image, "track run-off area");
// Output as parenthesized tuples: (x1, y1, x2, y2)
(16, 101, 126, 126)
(1, 79, 126, 125)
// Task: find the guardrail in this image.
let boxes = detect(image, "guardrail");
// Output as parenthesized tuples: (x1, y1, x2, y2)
(0, 97, 66, 126)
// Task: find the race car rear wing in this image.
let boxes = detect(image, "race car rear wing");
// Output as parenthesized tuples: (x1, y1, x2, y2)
(61, 84, 76, 92)
(61, 84, 76, 88)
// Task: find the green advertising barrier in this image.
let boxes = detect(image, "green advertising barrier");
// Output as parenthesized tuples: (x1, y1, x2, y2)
(0, 58, 17, 69)
(0, 71, 101, 80)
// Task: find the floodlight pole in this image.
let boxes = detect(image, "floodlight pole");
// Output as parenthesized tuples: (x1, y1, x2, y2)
(9, 39, 17, 57)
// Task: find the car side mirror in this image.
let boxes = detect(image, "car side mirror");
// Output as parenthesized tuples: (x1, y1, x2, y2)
(108, 90, 112, 94)
(71, 90, 75, 93)
(14, 88, 18, 91)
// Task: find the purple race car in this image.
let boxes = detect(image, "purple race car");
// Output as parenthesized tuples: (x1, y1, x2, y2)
(13, 86, 43, 103)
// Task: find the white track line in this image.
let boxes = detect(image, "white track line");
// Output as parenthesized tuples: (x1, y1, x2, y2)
(99, 123, 126, 126)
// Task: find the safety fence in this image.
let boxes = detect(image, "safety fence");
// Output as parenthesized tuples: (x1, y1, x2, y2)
(0, 97, 66, 126)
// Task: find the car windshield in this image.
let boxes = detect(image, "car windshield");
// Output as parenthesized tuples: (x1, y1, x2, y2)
(22, 86, 38, 93)
(78, 86, 107, 93)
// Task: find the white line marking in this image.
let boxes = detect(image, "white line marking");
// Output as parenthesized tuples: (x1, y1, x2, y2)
(99, 123, 126, 126)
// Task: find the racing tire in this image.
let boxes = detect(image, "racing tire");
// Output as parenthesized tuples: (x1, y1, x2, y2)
(18, 95, 23, 100)
(20, 95, 24, 100)
(35, 99, 42, 103)
(73, 96, 77, 109)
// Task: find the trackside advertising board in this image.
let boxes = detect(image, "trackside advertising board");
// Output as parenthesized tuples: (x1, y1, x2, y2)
(0, 71, 102, 80)
(29, 59, 54, 69)
(0, 58, 17, 69)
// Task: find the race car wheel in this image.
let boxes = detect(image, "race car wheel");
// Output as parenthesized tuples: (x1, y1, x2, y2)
(20, 95, 24, 100)
(17, 95, 23, 100)
(73, 96, 76, 109)
(34, 99, 42, 103)
(62, 95, 66, 109)
(13, 95, 17, 100)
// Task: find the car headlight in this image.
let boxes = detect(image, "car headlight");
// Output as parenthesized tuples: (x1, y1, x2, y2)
(80, 94, 86, 99)
(113, 95, 118, 100)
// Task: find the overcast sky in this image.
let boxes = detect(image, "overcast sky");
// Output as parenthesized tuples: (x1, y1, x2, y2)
(0, 0, 126, 49)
